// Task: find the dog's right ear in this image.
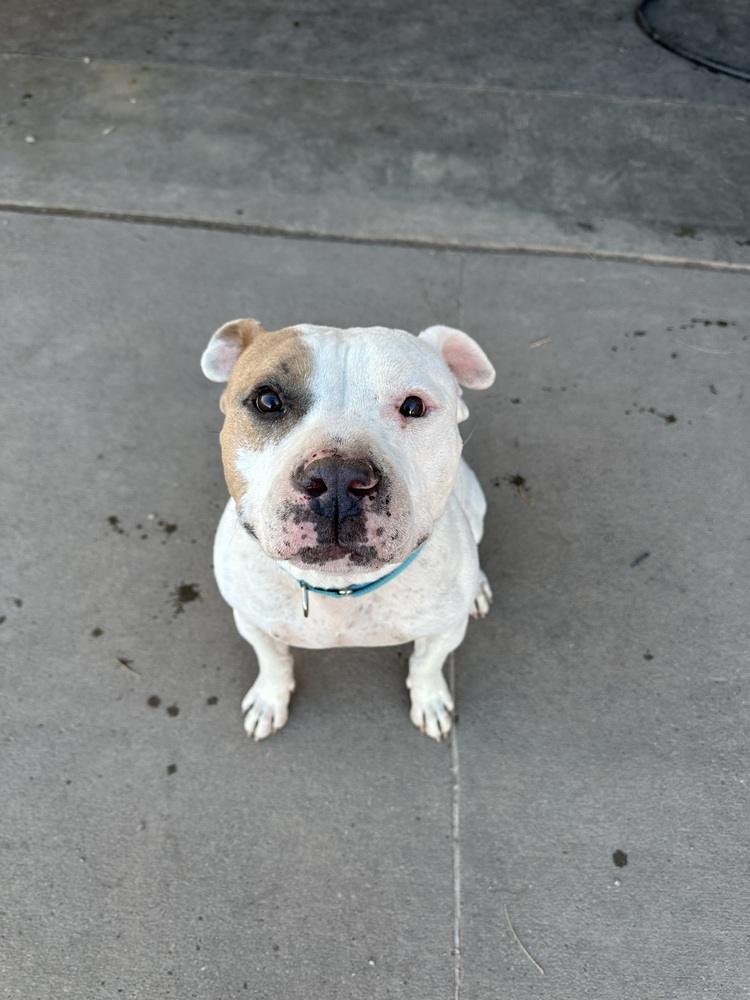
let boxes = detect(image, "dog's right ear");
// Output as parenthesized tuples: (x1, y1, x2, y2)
(200, 318, 267, 382)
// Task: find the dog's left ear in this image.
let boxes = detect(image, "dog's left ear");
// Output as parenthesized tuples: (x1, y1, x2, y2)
(419, 325, 495, 422)
(201, 318, 267, 382)
(418, 325, 495, 390)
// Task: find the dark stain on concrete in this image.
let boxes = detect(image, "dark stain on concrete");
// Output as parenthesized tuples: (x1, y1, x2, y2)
(172, 582, 201, 615)
(650, 408, 677, 424)
(691, 318, 735, 328)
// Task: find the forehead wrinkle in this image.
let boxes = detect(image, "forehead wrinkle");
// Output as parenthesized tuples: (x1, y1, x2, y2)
(306, 332, 356, 411)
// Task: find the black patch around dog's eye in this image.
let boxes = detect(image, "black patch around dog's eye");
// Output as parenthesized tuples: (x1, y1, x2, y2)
(238, 376, 314, 443)
(400, 396, 425, 418)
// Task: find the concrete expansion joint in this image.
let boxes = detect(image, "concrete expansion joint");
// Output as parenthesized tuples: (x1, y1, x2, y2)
(449, 653, 462, 1000)
(2, 203, 749, 275)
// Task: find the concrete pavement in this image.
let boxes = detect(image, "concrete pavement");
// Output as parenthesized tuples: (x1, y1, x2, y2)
(1, 3, 749, 998)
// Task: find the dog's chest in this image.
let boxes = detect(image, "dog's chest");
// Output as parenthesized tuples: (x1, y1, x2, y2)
(260, 593, 416, 649)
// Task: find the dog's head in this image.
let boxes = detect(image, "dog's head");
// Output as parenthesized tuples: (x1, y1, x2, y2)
(202, 320, 494, 575)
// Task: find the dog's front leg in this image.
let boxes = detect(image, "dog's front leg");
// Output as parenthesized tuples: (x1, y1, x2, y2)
(233, 610, 296, 740)
(406, 620, 467, 741)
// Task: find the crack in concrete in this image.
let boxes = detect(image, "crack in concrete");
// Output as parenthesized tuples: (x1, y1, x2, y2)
(2, 203, 750, 274)
(449, 653, 462, 1000)
(457, 254, 466, 330)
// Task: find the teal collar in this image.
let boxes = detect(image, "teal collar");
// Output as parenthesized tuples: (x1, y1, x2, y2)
(294, 545, 424, 617)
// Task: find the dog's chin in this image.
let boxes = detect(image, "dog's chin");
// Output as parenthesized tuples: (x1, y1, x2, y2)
(286, 543, 384, 575)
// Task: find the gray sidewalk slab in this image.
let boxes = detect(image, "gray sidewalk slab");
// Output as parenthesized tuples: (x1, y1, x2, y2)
(4, 0, 748, 107)
(457, 256, 750, 997)
(0, 215, 465, 999)
(2, 212, 749, 998)
(2, 51, 750, 266)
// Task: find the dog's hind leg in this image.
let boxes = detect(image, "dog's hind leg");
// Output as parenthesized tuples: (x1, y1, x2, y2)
(233, 611, 296, 740)
(453, 458, 487, 545)
(471, 570, 493, 619)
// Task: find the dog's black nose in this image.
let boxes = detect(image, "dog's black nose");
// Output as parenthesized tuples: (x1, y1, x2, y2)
(296, 457, 380, 521)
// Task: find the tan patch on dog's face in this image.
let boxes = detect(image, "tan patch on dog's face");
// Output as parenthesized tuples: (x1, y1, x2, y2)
(219, 326, 315, 503)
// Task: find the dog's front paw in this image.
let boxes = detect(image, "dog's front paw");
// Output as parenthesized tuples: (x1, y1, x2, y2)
(471, 571, 493, 619)
(407, 675, 454, 741)
(241, 680, 295, 740)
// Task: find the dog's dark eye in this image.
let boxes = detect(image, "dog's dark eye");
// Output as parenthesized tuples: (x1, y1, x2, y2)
(254, 387, 284, 413)
(399, 396, 425, 418)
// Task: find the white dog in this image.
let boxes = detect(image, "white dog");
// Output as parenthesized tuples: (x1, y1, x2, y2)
(201, 319, 495, 740)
